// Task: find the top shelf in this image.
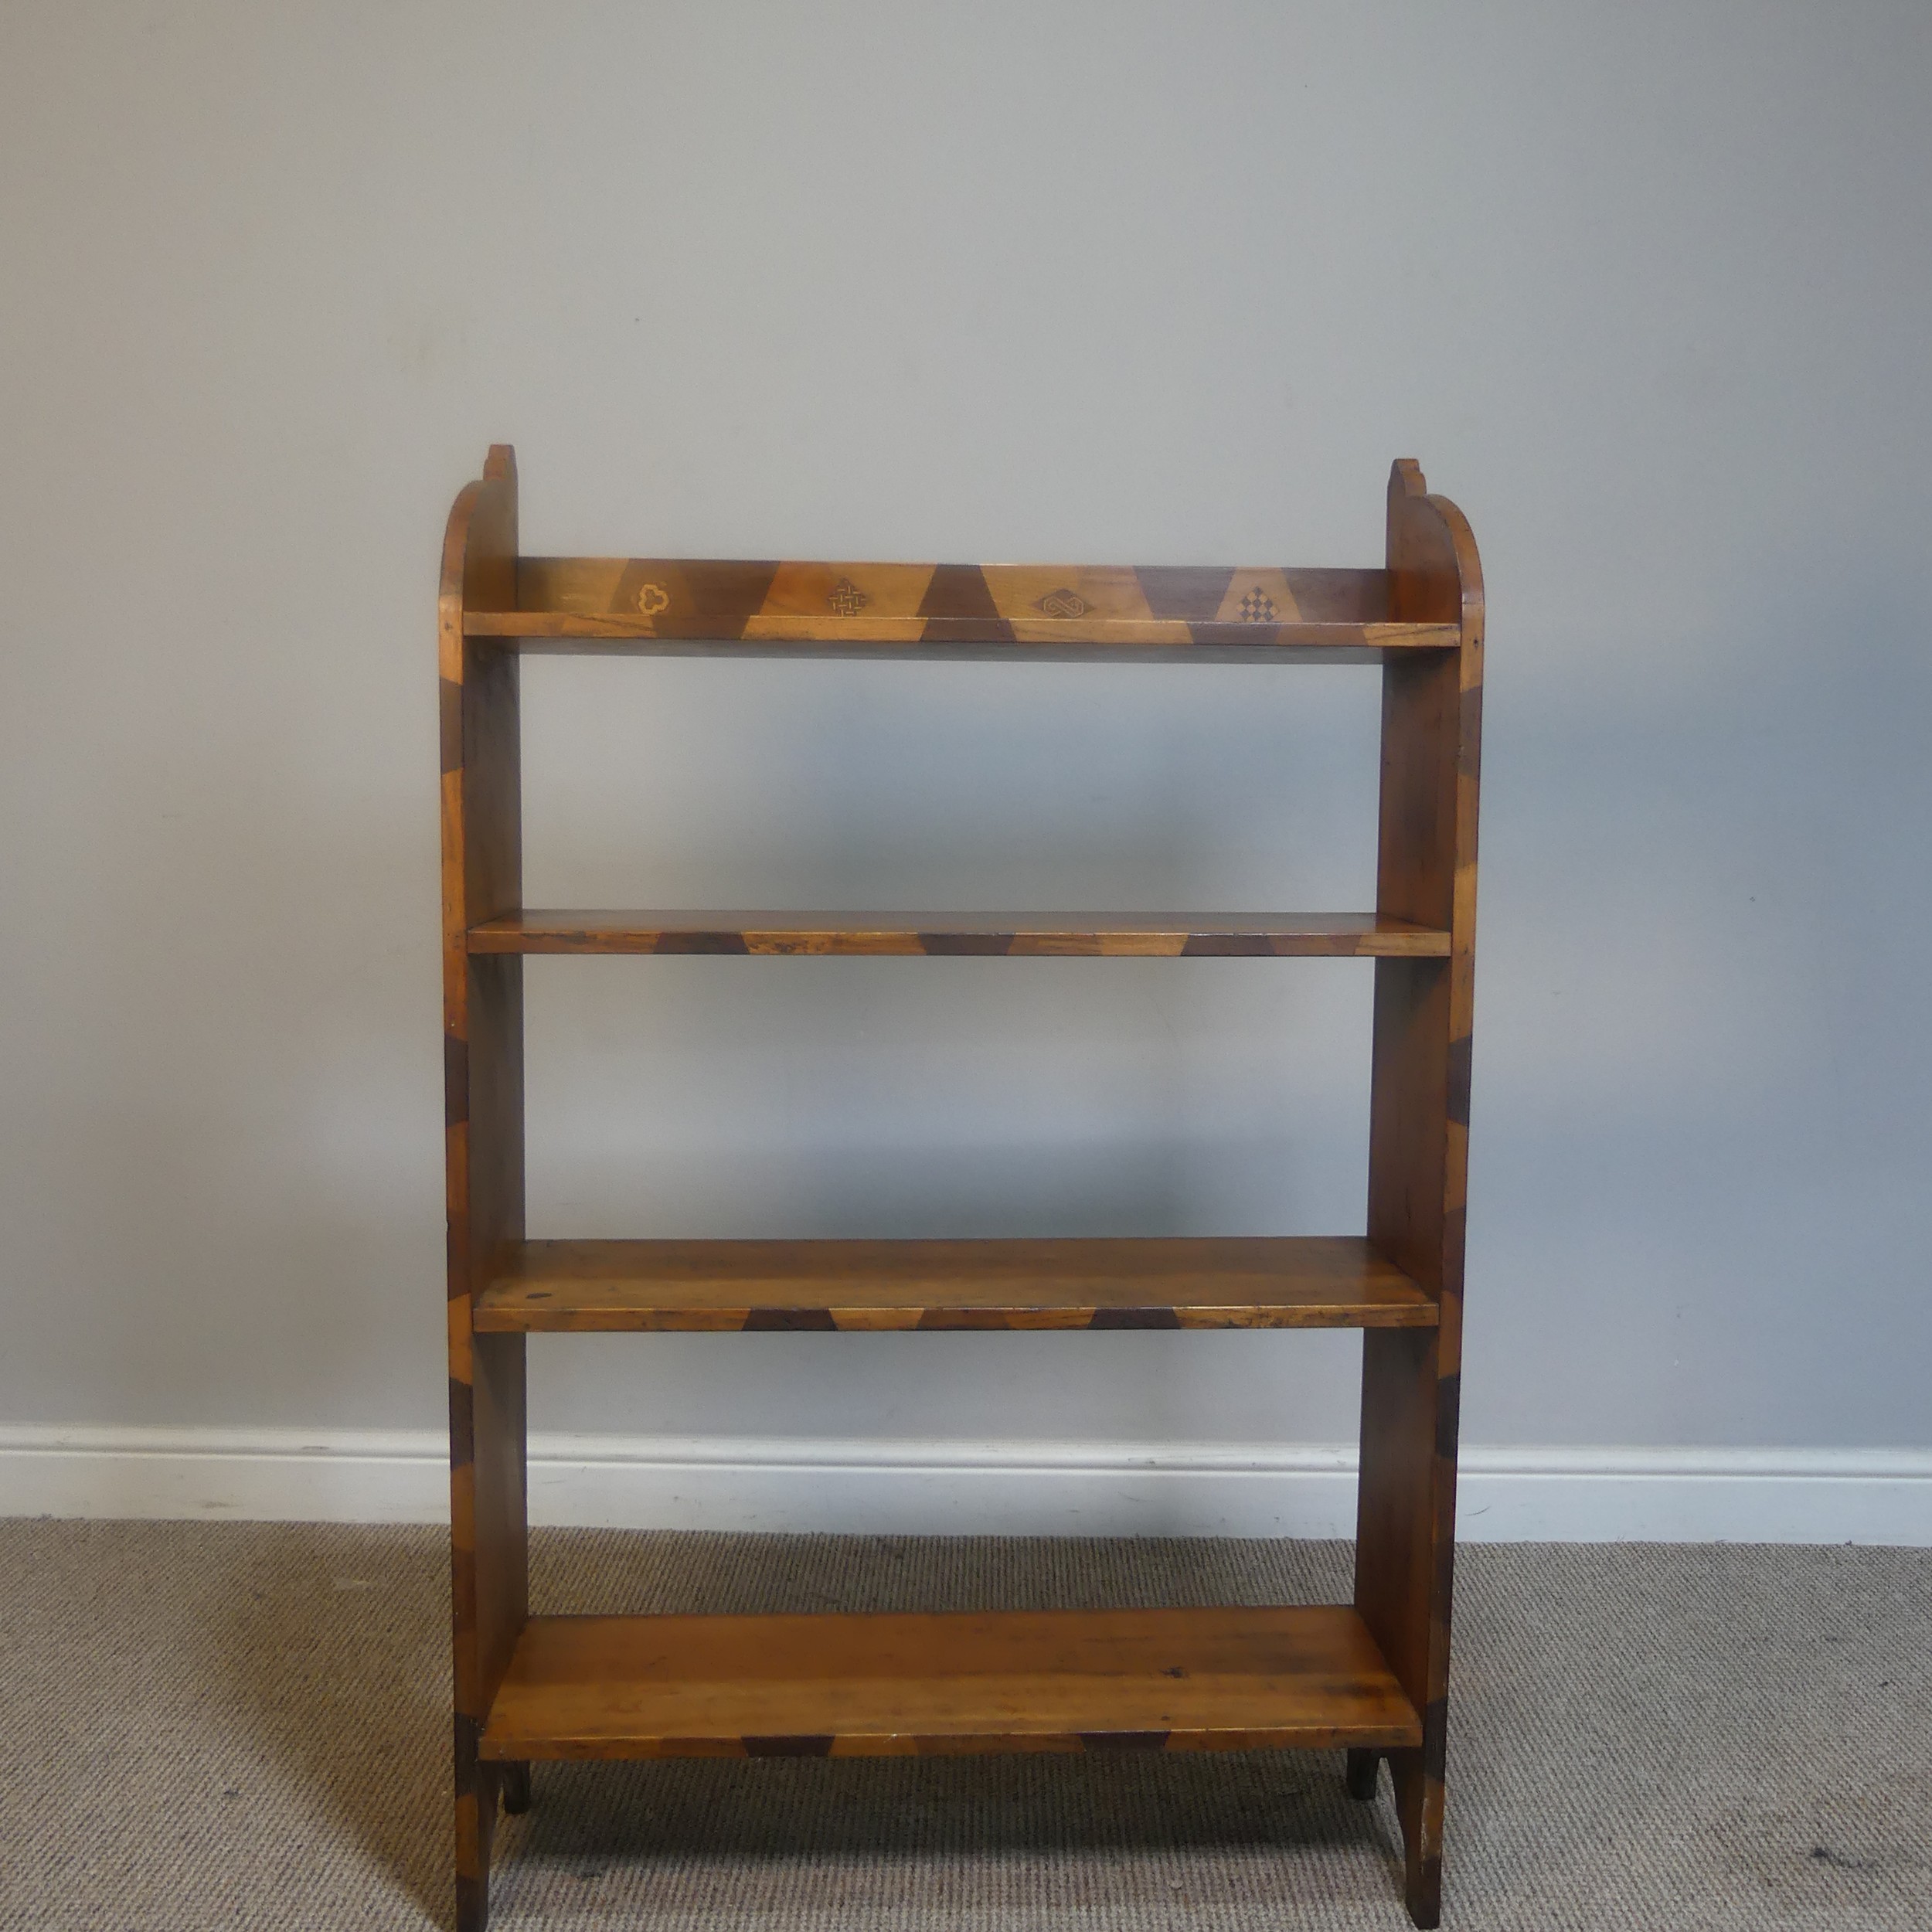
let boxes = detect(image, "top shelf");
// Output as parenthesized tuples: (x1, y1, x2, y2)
(462, 560, 1461, 661)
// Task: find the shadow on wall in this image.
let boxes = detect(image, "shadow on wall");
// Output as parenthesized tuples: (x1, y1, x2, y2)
(24, 566, 1932, 1452)
(1467, 573, 1932, 1446)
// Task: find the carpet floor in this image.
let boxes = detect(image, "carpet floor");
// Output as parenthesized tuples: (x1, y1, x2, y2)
(1, 1522, 1926, 1929)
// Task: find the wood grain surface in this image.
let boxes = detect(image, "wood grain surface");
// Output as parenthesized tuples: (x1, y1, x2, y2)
(1355, 457, 1485, 1930)
(472, 1236, 1438, 1333)
(436, 446, 1484, 1932)
(462, 558, 1456, 658)
(468, 911, 1451, 958)
(478, 1607, 1422, 1761)
(440, 445, 530, 1932)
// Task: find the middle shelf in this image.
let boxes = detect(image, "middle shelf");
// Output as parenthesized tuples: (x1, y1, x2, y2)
(467, 911, 1451, 957)
(473, 1236, 1437, 1332)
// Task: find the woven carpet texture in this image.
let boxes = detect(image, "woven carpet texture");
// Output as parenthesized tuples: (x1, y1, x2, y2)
(2, 1522, 1927, 1929)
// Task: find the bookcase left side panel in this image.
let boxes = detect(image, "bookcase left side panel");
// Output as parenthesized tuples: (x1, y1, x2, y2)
(440, 450, 528, 1932)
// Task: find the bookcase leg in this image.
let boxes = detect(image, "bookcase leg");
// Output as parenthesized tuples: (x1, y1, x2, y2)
(454, 1757, 527, 1930)
(454, 1727, 498, 1932)
(1388, 1732, 1446, 1927)
(1355, 1323, 1456, 1931)
(450, 1328, 528, 1932)
(1344, 1747, 1381, 1800)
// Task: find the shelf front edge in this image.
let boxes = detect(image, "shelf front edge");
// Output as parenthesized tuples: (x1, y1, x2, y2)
(468, 913, 1453, 958)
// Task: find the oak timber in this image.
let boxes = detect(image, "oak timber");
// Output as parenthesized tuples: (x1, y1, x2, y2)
(478, 1607, 1421, 1761)
(468, 911, 1451, 958)
(1352, 457, 1485, 1930)
(438, 447, 1483, 1932)
(440, 444, 529, 1927)
(472, 1236, 1438, 1333)
(464, 557, 1459, 658)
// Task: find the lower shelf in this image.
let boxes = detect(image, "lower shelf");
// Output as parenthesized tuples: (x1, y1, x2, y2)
(478, 1606, 1420, 1761)
(474, 1236, 1437, 1332)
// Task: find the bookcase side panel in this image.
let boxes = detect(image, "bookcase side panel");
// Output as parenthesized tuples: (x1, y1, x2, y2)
(441, 451, 528, 1932)
(1355, 462, 1482, 1929)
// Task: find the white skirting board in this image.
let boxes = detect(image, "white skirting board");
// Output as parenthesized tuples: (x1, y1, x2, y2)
(2, 1426, 1928, 1544)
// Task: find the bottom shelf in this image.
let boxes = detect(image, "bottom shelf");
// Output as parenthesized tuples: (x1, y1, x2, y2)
(478, 1606, 1419, 1761)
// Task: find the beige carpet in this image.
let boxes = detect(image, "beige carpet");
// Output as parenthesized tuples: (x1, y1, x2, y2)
(2, 1522, 1927, 1930)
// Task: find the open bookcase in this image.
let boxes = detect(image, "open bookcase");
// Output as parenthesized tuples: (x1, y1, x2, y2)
(440, 447, 1481, 1928)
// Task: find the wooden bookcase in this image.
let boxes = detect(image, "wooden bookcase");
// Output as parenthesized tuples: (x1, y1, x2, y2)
(440, 447, 1482, 1929)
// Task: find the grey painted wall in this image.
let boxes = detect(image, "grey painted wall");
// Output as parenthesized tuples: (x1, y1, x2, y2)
(2, 2, 1927, 1456)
